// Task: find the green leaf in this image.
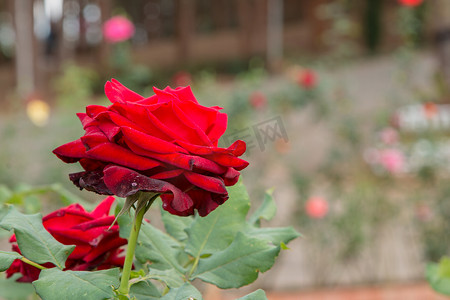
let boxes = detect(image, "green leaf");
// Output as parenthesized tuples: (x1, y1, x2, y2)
(160, 282, 203, 300)
(236, 289, 268, 300)
(0, 185, 12, 204)
(0, 275, 35, 300)
(244, 226, 300, 247)
(140, 268, 184, 288)
(248, 189, 276, 225)
(192, 232, 280, 289)
(33, 268, 120, 300)
(135, 222, 186, 275)
(0, 250, 23, 272)
(426, 257, 450, 295)
(129, 280, 162, 300)
(161, 205, 193, 242)
(0, 206, 74, 269)
(185, 180, 250, 258)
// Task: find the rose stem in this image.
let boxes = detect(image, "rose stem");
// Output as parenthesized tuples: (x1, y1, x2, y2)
(21, 257, 47, 270)
(118, 193, 157, 295)
(118, 205, 145, 295)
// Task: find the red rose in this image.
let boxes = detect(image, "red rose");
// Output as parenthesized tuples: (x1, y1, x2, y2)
(6, 197, 127, 282)
(53, 79, 248, 217)
(398, 0, 423, 7)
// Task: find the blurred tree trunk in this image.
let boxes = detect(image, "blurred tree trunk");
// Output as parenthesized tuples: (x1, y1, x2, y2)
(303, 0, 329, 52)
(13, 0, 36, 97)
(237, 0, 267, 60)
(267, 0, 284, 72)
(433, 0, 450, 93)
(176, 0, 195, 63)
(98, 0, 112, 70)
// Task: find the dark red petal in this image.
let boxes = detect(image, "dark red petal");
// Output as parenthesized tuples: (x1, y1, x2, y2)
(150, 169, 184, 180)
(67, 244, 92, 260)
(81, 131, 109, 150)
(187, 189, 220, 217)
(222, 167, 241, 186)
(205, 153, 249, 171)
(125, 141, 226, 174)
(86, 143, 161, 171)
(69, 170, 113, 195)
(79, 158, 106, 171)
(121, 126, 188, 154)
(53, 139, 86, 163)
(72, 216, 116, 230)
(86, 105, 108, 118)
(82, 232, 127, 262)
(103, 165, 194, 213)
(206, 112, 228, 145)
(105, 79, 144, 103)
(184, 172, 227, 194)
(226, 140, 247, 156)
(43, 207, 92, 228)
(89, 196, 115, 218)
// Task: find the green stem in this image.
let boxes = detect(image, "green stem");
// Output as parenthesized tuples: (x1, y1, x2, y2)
(21, 257, 47, 270)
(187, 255, 200, 279)
(117, 193, 157, 296)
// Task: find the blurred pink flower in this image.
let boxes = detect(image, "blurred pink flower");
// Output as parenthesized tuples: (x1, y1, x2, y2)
(398, 0, 423, 7)
(249, 91, 267, 110)
(379, 148, 405, 174)
(305, 196, 328, 219)
(172, 71, 192, 87)
(298, 69, 317, 89)
(103, 16, 135, 43)
(379, 127, 398, 145)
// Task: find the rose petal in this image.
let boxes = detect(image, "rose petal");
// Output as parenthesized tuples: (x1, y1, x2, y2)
(103, 165, 193, 213)
(105, 79, 144, 103)
(121, 126, 188, 154)
(90, 196, 116, 218)
(184, 172, 227, 194)
(86, 143, 161, 171)
(53, 139, 86, 163)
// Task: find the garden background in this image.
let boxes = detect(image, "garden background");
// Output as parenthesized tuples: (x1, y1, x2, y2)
(1, 0, 450, 299)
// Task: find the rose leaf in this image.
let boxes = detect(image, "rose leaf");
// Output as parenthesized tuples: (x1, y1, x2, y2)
(191, 232, 280, 289)
(159, 282, 203, 300)
(236, 289, 268, 300)
(33, 268, 120, 300)
(184, 179, 250, 258)
(0, 206, 74, 269)
(0, 250, 23, 271)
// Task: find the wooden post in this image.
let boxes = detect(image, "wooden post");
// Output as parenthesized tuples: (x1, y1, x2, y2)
(267, 0, 283, 72)
(433, 0, 450, 92)
(14, 0, 36, 97)
(176, 0, 195, 63)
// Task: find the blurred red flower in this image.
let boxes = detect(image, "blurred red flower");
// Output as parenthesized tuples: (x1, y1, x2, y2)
(6, 197, 127, 282)
(298, 69, 317, 89)
(305, 196, 328, 219)
(249, 91, 267, 110)
(398, 0, 423, 7)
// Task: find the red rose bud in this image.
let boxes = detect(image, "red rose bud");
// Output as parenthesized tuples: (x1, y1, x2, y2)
(6, 197, 127, 282)
(53, 79, 248, 217)
(298, 69, 317, 89)
(249, 91, 267, 110)
(398, 0, 423, 7)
